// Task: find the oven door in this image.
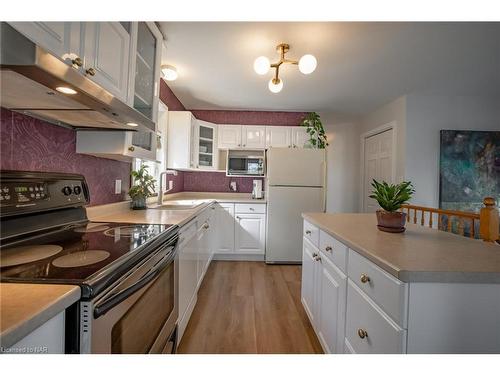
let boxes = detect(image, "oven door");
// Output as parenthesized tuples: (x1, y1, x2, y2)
(82, 238, 179, 354)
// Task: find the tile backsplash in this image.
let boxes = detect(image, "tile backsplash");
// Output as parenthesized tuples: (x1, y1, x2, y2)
(0, 108, 131, 206)
(182, 171, 263, 193)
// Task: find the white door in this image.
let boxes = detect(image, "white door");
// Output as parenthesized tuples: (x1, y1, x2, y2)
(234, 214, 266, 253)
(266, 186, 325, 263)
(9, 22, 80, 65)
(363, 129, 394, 212)
(318, 256, 347, 354)
(266, 126, 291, 148)
(242, 126, 266, 149)
(301, 239, 318, 326)
(216, 204, 235, 252)
(267, 148, 326, 187)
(218, 125, 242, 149)
(83, 22, 130, 101)
(291, 127, 309, 148)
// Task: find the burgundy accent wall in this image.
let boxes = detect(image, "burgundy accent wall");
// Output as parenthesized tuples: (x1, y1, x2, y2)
(0, 108, 131, 206)
(165, 170, 185, 194)
(183, 171, 263, 193)
(159, 79, 186, 111)
(191, 110, 308, 126)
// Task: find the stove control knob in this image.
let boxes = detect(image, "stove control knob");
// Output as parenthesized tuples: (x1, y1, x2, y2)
(62, 186, 73, 196)
(73, 186, 82, 195)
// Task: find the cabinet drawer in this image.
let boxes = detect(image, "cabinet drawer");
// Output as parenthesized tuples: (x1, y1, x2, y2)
(346, 281, 406, 354)
(234, 203, 266, 214)
(303, 220, 319, 248)
(348, 249, 408, 327)
(319, 230, 347, 273)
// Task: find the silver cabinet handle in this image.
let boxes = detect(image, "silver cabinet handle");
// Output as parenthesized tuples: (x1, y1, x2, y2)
(312, 252, 318, 258)
(249, 207, 254, 211)
(305, 230, 312, 235)
(325, 246, 332, 252)
(86, 67, 96, 76)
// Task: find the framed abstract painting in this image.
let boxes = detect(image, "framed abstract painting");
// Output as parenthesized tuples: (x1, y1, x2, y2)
(439, 130, 500, 213)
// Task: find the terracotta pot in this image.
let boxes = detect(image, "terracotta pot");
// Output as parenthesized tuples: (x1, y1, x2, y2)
(376, 210, 407, 233)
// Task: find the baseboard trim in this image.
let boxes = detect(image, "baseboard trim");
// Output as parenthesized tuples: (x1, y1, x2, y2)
(213, 253, 265, 261)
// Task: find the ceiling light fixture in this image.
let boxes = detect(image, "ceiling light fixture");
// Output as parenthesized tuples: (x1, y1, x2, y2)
(254, 43, 317, 93)
(161, 64, 178, 81)
(126, 122, 139, 127)
(55, 86, 77, 95)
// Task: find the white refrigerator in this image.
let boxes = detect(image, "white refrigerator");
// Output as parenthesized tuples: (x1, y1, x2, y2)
(265, 148, 326, 263)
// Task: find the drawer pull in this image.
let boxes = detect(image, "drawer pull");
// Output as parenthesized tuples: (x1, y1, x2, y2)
(312, 252, 318, 258)
(315, 256, 322, 262)
(357, 328, 368, 339)
(249, 207, 255, 211)
(360, 274, 371, 284)
(325, 246, 332, 252)
(305, 230, 312, 235)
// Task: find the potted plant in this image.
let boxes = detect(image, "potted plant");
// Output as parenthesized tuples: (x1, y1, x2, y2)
(300, 112, 328, 149)
(369, 179, 415, 233)
(128, 165, 156, 210)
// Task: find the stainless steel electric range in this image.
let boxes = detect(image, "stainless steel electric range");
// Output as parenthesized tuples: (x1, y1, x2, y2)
(0, 171, 179, 354)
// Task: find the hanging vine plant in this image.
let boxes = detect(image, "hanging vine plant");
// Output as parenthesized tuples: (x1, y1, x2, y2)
(300, 112, 328, 149)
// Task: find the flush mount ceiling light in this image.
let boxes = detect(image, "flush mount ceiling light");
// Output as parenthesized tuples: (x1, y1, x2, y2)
(55, 86, 77, 95)
(254, 43, 317, 93)
(161, 64, 178, 81)
(126, 122, 138, 127)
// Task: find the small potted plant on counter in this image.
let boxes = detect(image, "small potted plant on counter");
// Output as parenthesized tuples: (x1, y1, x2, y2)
(370, 179, 415, 233)
(128, 165, 156, 210)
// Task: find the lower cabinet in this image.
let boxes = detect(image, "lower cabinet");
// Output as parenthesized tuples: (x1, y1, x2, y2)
(301, 237, 346, 353)
(215, 202, 266, 259)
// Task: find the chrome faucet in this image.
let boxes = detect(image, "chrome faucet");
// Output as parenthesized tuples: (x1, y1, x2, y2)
(158, 170, 178, 205)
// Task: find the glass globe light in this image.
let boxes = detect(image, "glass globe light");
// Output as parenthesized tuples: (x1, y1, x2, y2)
(254, 56, 270, 75)
(268, 78, 283, 93)
(298, 54, 317, 74)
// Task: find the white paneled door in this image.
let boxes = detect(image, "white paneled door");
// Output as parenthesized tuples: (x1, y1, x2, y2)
(363, 128, 393, 212)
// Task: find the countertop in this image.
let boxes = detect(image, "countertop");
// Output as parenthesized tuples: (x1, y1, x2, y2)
(87, 192, 266, 226)
(302, 213, 500, 284)
(0, 283, 80, 348)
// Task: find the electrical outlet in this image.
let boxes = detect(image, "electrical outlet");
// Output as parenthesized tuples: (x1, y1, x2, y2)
(230, 181, 237, 192)
(115, 179, 122, 194)
(168, 180, 173, 191)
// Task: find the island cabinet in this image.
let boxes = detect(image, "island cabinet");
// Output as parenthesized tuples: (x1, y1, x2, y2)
(302, 215, 500, 354)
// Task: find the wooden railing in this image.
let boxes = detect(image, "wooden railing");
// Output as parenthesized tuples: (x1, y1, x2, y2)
(401, 197, 499, 243)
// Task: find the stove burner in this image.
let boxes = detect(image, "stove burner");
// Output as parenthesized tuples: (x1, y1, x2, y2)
(73, 224, 111, 233)
(52, 250, 111, 268)
(104, 226, 148, 238)
(1, 245, 64, 267)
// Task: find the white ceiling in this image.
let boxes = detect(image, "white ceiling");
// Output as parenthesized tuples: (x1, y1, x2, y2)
(158, 22, 500, 115)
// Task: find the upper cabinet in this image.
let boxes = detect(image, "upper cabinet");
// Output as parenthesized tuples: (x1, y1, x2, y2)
(8, 22, 81, 64)
(197, 120, 218, 170)
(218, 125, 242, 149)
(167, 111, 198, 170)
(266, 127, 291, 148)
(128, 22, 162, 124)
(291, 127, 309, 148)
(242, 126, 266, 149)
(83, 22, 130, 101)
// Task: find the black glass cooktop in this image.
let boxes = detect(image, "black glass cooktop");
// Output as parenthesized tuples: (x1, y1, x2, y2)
(0, 221, 174, 284)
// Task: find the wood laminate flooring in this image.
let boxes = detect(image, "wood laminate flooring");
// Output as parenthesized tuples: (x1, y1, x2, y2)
(178, 261, 323, 354)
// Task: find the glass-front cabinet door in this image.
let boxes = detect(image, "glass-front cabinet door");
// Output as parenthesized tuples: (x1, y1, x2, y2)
(125, 22, 163, 161)
(196, 120, 218, 170)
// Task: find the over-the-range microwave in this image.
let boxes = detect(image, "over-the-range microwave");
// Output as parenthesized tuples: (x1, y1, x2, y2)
(226, 150, 265, 177)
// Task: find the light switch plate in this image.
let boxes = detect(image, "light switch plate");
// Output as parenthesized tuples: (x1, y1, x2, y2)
(168, 180, 173, 191)
(115, 179, 122, 194)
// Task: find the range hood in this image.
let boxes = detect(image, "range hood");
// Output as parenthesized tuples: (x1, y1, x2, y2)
(0, 23, 155, 133)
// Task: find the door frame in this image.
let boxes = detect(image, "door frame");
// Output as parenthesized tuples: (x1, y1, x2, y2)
(359, 121, 398, 212)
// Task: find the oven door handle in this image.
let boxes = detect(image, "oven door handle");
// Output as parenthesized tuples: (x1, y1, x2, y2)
(93, 247, 176, 319)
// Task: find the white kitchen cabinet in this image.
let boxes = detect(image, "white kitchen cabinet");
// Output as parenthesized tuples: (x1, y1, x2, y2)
(218, 125, 242, 149)
(317, 255, 347, 354)
(234, 213, 266, 253)
(83, 22, 130, 102)
(8, 22, 82, 66)
(8, 311, 65, 354)
(242, 126, 266, 149)
(291, 127, 309, 148)
(167, 111, 198, 170)
(216, 203, 235, 252)
(301, 238, 319, 326)
(265, 126, 292, 148)
(196, 120, 218, 170)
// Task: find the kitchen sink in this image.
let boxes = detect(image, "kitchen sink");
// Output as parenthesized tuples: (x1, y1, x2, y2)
(150, 200, 207, 210)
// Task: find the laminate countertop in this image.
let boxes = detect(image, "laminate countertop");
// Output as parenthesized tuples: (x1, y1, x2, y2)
(302, 213, 500, 284)
(0, 283, 80, 349)
(87, 192, 266, 226)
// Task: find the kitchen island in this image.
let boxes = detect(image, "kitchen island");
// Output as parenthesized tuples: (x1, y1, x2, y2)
(301, 213, 500, 354)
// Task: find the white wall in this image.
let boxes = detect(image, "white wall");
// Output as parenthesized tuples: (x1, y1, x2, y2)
(405, 94, 500, 207)
(321, 113, 361, 213)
